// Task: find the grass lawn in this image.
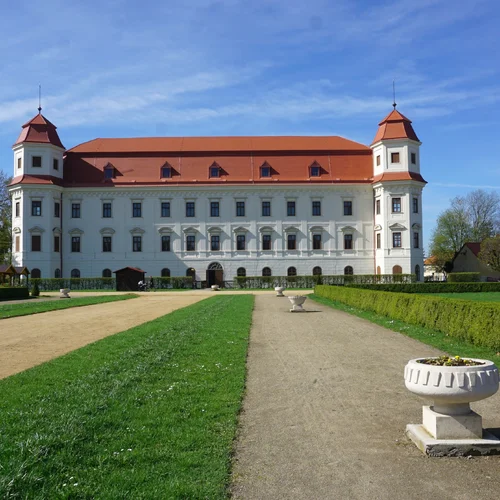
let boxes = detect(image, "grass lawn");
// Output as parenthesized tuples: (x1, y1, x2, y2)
(309, 294, 500, 364)
(422, 292, 500, 302)
(0, 294, 254, 498)
(0, 294, 139, 319)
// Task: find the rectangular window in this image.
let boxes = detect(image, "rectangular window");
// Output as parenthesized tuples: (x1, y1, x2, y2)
(411, 152, 416, 164)
(54, 201, 60, 218)
(54, 235, 60, 253)
(32, 156, 42, 168)
(71, 203, 81, 218)
(376, 233, 381, 249)
(210, 201, 220, 217)
(313, 234, 322, 250)
(262, 234, 271, 250)
(237, 234, 246, 251)
(31, 200, 42, 216)
(392, 197, 402, 213)
(376, 155, 381, 166)
(186, 235, 195, 251)
(413, 197, 419, 214)
(102, 202, 112, 218)
(31, 234, 41, 251)
(287, 234, 296, 250)
(312, 201, 321, 216)
(186, 202, 195, 217)
(375, 199, 380, 215)
(310, 166, 320, 177)
(393, 232, 402, 248)
(260, 166, 271, 178)
(211, 235, 220, 251)
(71, 236, 81, 252)
(133, 236, 142, 252)
(210, 166, 219, 178)
(104, 168, 114, 179)
(132, 202, 142, 218)
(15, 202, 20, 217)
(15, 235, 20, 252)
(17, 157, 21, 169)
(161, 166, 171, 178)
(161, 202, 170, 218)
(344, 234, 353, 250)
(53, 158, 59, 170)
(344, 200, 352, 216)
(161, 235, 170, 252)
(103, 236, 112, 252)
(262, 201, 271, 217)
(287, 201, 296, 217)
(391, 152, 400, 163)
(236, 201, 245, 217)
(413, 232, 419, 249)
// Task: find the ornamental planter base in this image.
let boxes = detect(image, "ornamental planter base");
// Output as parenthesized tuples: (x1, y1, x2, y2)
(60, 288, 71, 299)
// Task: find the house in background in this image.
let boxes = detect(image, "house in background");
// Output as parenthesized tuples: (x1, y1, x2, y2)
(423, 255, 446, 281)
(451, 242, 500, 281)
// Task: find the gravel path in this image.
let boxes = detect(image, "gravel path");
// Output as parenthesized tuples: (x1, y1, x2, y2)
(231, 295, 500, 500)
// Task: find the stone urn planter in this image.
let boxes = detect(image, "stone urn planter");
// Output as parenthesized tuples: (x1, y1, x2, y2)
(275, 286, 285, 297)
(288, 295, 307, 312)
(405, 356, 500, 455)
(211, 284, 220, 291)
(60, 288, 71, 299)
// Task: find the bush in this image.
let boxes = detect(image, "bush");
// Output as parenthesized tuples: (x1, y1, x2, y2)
(149, 277, 193, 289)
(315, 285, 500, 350)
(31, 281, 40, 297)
(448, 272, 481, 282)
(346, 282, 500, 293)
(0, 287, 29, 301)
(28, 278, 116, 291)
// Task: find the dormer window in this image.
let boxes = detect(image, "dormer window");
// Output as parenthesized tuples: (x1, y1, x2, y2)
(260, 166, 271, 178)
(104, 167, 114, 180)
(161, 166, 172, 178)
(310, 165, 321, 177)
(391, 152, 400, 163)
(32, 156, 42, 168)
(210, 166, 220, 178)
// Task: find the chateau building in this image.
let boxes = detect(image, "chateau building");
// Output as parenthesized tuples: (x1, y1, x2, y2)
(8, 107, 426, 284)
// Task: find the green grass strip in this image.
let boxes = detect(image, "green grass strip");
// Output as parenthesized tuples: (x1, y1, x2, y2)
(421, 292, 500, 302)
(0, 294, 139, 319)
(309, 293, 500, 364)
(0, 294, 254, 499)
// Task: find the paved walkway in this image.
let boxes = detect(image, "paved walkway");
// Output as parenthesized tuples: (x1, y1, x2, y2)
(231, 295, 500, 500)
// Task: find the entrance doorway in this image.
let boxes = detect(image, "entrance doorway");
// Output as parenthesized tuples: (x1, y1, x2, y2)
(206, 262, 224, 287)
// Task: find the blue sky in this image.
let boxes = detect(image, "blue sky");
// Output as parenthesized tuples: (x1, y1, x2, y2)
(1, 0, 499, 253)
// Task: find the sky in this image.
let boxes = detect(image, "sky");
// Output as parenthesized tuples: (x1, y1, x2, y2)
(1, 0, 499, 253)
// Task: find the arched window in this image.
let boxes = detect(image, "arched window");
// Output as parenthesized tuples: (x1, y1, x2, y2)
(344, 266, 353, 275)
(161, 268, 171, 277)
(287, 267, 297, 276)
(102, 268, 112, 278)
(313, 266, 322, 276)
(54, 268, 61, 278)
(31, 268, 41, 279)
(376, 266, 381, 275)
(393, 265, 403, 274)
(415, 264, 421, 282)
(186, 268, 196, 278)
(262, 267, 272, 277)
(237, 267, 246, 277)
(71, 269, 80, 278)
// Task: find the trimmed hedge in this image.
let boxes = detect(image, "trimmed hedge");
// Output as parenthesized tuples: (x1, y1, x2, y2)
(346, 282, 500, 293)
(448, 272, 481, 282)
(149, 277, 193, 289)
(315, 285, 500, 350)
(234, 273, 415, 289)
(0, 287, 30, 301)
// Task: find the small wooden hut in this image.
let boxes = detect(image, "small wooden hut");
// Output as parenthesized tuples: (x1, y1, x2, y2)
(114, 267, 145, 291)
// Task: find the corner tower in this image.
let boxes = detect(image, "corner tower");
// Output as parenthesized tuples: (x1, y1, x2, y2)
(371, 108, 426, 280)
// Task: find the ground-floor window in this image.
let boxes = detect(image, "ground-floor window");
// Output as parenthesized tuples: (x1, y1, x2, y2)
(313, 266, 322, 275)
(237, 267, 246, 277)
(262, 267, 271, 277)
(287, 266, 297, 276)
(344, 266, 353, 275)
(71, 269, 80, 278)
(161, 268, 171, 277)
(102, 268, 112, 278)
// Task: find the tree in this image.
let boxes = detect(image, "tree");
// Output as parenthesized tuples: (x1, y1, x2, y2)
(478, 235, 500, 272)
(0, 171, 12, 264)
(429, 189, 500, 272)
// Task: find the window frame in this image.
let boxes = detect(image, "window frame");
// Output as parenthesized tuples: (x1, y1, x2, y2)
(344, 233, 353, 250)
(31, 234, 41, 252)
(210, 201, 220, 217)
(413, 231, 419, 249)
(391, 152, 400, 163)
(262, 234, 272, 251)
(261, 201, 271, 217)
(312, 233, 322, 250)
(312, 200, 321, 216)
(310, 165, 320, 177)
(375, 199, 380, 215)
(260, 166, 271, 178)
(186, 234, 196, 251)
(71, 236, 81, 253)
(71, 203, 81, 219)
(287, 201, 296, 217)
(236, 201, 245, 217)
(392, 197, 402, 213)
(102, 236, 112, 252)
(236, 234, 246, 251)
(376, 232, 381, 249)
(161, 166, 172, 178)
(210, 234, 220, 251)
(132, 235, 142, 252)
(412, 197, 419, 214)
(287, 233, 297, 250)
(161, 235, 171, 252)
(32, 156, 42, 168)
(132, 202, 142, 218)
(102, 202, 112, 218)
(161, 201, 170, 218)
(343, 200, 353, 216)
(31, 200, 42, 216)
(185, 201, 195, 218)
(209, 166, 219, 178)
(393, 232, 402, 248)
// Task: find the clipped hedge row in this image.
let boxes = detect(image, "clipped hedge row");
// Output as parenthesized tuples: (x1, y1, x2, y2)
(448, 272, 481, 282)
(315, 285, 500, 350)
(0, 287, 30, 301)
(29, 278, 116, 291)
(149, 277, 193, 289)
(346, 282, 500, 293)
(234, 273, 415, 289)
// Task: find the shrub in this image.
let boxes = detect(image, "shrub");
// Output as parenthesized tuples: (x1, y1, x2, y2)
(448, 272, 481, 282)
(31, 281, 40, 297)
(346, 282, 500, 293)
(315, 285, 500, 350)
(0, 287, 29, 301)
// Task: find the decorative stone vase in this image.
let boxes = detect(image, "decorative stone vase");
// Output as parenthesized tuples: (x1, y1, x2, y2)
(405, 358, 499, 441)
(60, 288, 71, 299)
(288, 295, 307, 312)
(275, 286, 285, 297)
(211, 284, 219, 291)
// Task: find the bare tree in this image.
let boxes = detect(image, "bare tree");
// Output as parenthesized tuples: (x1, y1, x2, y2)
(0, 171, 12, 264)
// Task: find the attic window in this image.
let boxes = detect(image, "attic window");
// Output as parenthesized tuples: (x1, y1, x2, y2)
(260, 166, 271, 178)
(32, 156, 42, 168)
(210, 166, 220, 178)
(411, 152, 416, 164)
(391, 152, 400, 163)
(161, 166, 172, 178)
(310, 165, 321, 177)
(104, 167, 114, 180)
(53, 159, 59, 171)
(376, 155, 381, 166)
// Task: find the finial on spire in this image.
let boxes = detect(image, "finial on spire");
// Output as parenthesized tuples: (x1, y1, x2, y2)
(38, 84, 42, 113)
(392, 80, 397, 109)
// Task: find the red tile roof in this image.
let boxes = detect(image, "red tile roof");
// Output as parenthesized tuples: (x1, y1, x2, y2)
(465, 242, 481, 256)
(14, 113, 65, 149)
(371, 172, 427, 184)
(372, 109, 420, 144)
(9, 174, 65, 187)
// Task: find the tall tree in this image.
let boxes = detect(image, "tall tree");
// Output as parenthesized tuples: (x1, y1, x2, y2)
(478, 235, 500, 272)
(0, 171, 12, 264)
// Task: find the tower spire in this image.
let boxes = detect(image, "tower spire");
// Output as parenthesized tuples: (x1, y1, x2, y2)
(38, 84, 42, 113)
(392, 80, 397, 110)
